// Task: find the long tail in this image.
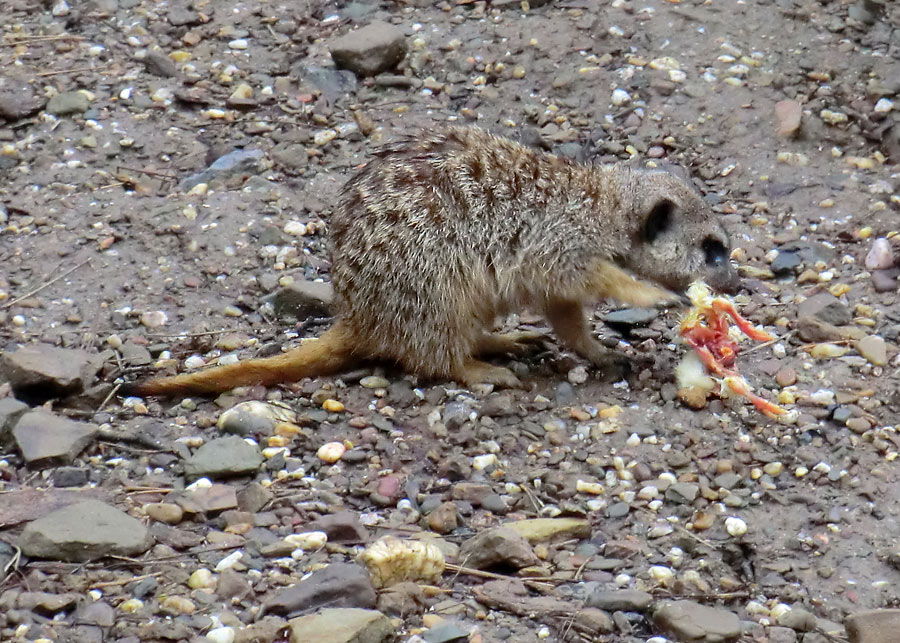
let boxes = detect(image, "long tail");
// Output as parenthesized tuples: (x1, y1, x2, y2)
(127, 323, 358, 397)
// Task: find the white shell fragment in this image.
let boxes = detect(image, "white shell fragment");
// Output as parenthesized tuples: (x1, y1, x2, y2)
(358, 536, 445, 588)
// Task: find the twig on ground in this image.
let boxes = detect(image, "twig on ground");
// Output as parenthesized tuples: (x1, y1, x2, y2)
(3, 258, 92, 309)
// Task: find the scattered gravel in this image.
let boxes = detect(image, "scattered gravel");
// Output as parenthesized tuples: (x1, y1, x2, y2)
(1, 0, 900, 641)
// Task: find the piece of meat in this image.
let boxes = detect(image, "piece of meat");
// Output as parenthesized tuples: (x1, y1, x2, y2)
(679, 282, 788, 419)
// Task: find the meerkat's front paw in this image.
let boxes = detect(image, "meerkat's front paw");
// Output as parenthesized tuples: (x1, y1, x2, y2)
(454, 359, 524, 389)
(477, 331, 552, 358)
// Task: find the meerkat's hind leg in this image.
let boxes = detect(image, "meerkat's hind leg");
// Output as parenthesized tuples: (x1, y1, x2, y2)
(451, 358, 523, 389)
(476, 330, 551, 357)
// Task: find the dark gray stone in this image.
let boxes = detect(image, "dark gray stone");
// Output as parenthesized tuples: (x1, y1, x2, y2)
(586, 589, 653, 612)
(264, 562, 376, 617)
(179, 148, 265, 191)
(458, 527, 539, 570)
(141, 50, 178, 77)
(602, 308, 659, 331)
(329, 21, 407, 77)
(18, 499, 153, 562)
(797, 293, 851, 326)
(46, 91, 89, 116)
(266, 281, 334, 320)
(12, 410, 99, 466)
(183, 435, 263, 480)
(0, 344, 99, 400)
(0, 77, 47, 120)
(653, 600, 741, 642)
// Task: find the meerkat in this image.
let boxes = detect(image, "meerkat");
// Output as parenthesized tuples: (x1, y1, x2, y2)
(129, 126, 739, 397)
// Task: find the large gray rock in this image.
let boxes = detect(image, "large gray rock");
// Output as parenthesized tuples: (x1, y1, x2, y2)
(797, 293, 851, 326)
(265, 563, 376, 617)
(12, 409, 98, 465)
(458, 527, 539, 571)
(846, 609, 900, 643)
(329, 21, 407, 77)
(0, 344, 99, 399)
(0, 398, 29, 439)
(0, 77, 47, 120)
(46, 91, 89, 116)
(266, 280, 334, 320)
(18, 499, 153, 562)
(652, 600, 741, 642)
(587, 589, 653, 612)
(183, 435, 263, 480)
(289, 608, 393, 643)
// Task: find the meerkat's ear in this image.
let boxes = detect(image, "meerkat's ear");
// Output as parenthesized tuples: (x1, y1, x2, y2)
(643, 199, 675, 243)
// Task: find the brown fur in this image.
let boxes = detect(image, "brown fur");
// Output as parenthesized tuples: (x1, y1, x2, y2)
(130, 126, 738, 397)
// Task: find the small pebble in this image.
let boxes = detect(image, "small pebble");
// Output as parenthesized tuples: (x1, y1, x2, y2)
(322, 399, 344, 412)
(857, 335, 887, 366)
(317, 441, 346, 463)
(206, 627, 235, 643)
(725, 516, 748, 537)
(865, 238, 894, 270)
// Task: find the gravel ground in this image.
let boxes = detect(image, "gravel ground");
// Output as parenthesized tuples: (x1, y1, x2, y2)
(1, 1, 900, 642)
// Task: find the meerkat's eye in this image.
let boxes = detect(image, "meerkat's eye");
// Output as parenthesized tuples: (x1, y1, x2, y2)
(644, 199, 674, 243)
(702, 237, 728, 267)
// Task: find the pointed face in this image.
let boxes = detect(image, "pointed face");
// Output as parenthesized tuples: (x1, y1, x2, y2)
(620, 171, 740, 294)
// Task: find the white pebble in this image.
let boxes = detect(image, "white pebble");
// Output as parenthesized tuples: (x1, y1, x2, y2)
(649, 565, 675, 584)
(188, 568, 215, 589)
(185, 477, 212, 491)
(285, 531, 327, 550)
(874, 98, 894, 114)
(228, 39, 248, 50)
(725, 516, 748, 537)
(214, 550, 243, 572)
(184, 355, 206, 370)
(611, 88, 631, 106)
(51, 0, 69, 15)
(472, 453, 498, 470)
(140, 310, 168, 328)
(284, 221, 307, 236)
(669, 70, 687, 83)
(625, 432, 641, 447)
(614, 573, 631, 586)
(206, 627, 235, 643)
(313, 129, 337, 146)
(537, 626, 551, 639)
(821, 109, 848, 125)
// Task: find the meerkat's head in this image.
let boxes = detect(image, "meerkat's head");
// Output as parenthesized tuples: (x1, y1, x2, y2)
(617, 170, 740, 294)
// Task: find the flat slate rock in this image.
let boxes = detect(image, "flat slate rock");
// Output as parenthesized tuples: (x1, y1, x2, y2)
(329, 21, 407, 77)
(265, 562, 376, 617)
(846, 608, 900, 643)
(183, 435, 263, 480)
(653, 600, 741, 642)
(0, 397, 29, 436)
(18, 499, 153, 562)
(289, 608, 393, 643)
(12, 409, 99, 465)
(0, 343, 99, 399)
